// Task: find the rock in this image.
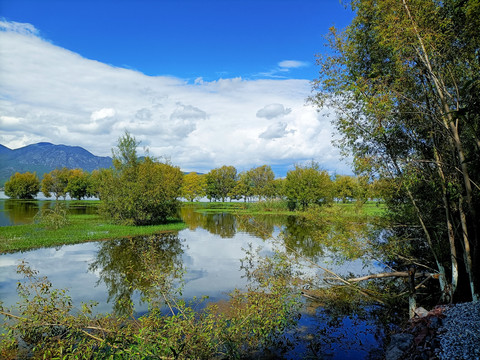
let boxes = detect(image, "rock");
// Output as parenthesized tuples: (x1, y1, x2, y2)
(414, 307, 429, 318)
(386, 333, 414, 360)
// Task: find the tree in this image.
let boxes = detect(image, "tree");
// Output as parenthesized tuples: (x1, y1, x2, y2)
(66, 168, 91, 200)
(181, 172, 207, 202)
(98, 132, 183, 225)
(41, 167, 70, 200)
(284, 162, 333, 210)
(87, 169, 111, 199)
(230, 171, 254, 202)
(206, 166, 237, 202)
(247, 165, 276, 200)
(311, 0, 480, 302)
(4, 172, 40, 199)
(334, 175, 356, 203)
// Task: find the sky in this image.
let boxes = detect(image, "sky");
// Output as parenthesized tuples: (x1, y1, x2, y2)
(0, 0, 354, 176)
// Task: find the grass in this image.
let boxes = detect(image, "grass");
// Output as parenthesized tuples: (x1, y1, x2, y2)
(187, 200, 386, 217)
(1, 200, 385, 253)
(334, 201, 386, 217)
(0, 213, 186, 253)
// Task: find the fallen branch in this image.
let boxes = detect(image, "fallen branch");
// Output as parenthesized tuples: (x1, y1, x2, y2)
(346, 271, 436, 283)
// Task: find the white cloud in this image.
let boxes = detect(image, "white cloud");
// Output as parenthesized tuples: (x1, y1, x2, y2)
(259, 122, 294, 139)
(91, 108, 116, 121)
(278, 60, 309, 69)
(256, 103, 292, 119)
(0, 20, 38, 36)
(0, 20, 351, 175)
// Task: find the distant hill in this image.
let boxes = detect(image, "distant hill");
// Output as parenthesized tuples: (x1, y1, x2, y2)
(0, 142, 113, 186)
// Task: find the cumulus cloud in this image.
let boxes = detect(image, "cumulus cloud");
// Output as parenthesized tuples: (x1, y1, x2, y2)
(170, 104, 207, 121)
(0, 20, 38, 36)
(259, 122, 295, 139)
(0, 20, 351, 175)
(91, 108, 116, 121)
(256, 103, 292, 119)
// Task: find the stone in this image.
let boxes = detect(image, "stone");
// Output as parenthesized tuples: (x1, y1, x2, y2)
(386, 333, 414, 360)
(414, 307, 429, 318)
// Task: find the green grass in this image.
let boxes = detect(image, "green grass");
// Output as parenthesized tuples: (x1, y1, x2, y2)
(187, 200, 386, 217)
(334, 201, 386, 216)
(0, 213, 186, 253)
(1, 200, 385, 253)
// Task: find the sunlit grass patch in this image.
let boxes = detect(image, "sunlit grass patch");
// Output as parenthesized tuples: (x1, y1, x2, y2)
(0, 213, 186, 253)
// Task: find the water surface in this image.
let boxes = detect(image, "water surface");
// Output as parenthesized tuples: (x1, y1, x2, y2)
(0, 201, 387, 358)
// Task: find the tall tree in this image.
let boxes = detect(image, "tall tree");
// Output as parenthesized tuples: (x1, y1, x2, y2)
(181, 172, 207, 202)
(284, 162, 333, 210)
(66, 168, 90, 200)
(41, 168, 70, 200)
(98, 132, 183, 225)
(312, 0, 480, 301)
(206, 166, 237, 202)
(230, 171, 253, 202)
(4, 172, 40, 199)
(247, 165, 276, 200)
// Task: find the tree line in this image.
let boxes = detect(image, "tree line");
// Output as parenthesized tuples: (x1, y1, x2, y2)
(4, 133, 384, 216)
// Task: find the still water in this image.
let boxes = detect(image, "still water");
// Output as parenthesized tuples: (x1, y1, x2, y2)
(0, 200, 387, 359)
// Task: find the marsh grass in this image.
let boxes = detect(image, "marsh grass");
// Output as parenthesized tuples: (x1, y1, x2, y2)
(0, 213, 185, 253)
(190, 200, 385, 217)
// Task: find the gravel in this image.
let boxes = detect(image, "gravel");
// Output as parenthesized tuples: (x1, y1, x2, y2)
(437, 302, 480, 360)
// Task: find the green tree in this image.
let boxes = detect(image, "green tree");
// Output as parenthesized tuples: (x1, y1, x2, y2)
(312, 0, 480, 302)
(98, 133, 183, 225)
(181, 172, 206, 202)
(284, 162, 333, 210)
(230, 171, 253, 202)
(66, 168, 90, 200)
(206, 165, 237, 202)
(334, 175, 356, 203)
(4, 172, 40, 199)
(41, 167, 70, 200)
(247, 165, 276, 200)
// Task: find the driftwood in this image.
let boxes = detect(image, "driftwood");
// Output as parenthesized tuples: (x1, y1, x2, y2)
(346, 271, 437, 283)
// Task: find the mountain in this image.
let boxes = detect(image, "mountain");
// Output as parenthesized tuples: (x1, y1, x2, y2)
(0, 142, 113, 186)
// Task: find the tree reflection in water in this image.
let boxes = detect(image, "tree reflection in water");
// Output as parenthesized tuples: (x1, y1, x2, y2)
(179, 206, 237, 238)
(89, 233, 184, 315)
(4, 199, 40, 225)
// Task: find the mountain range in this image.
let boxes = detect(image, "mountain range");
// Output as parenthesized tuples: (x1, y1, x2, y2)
(0, 142, 113, 186)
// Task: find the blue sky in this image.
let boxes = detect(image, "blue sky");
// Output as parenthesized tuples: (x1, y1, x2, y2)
(0, 0, 354, 176)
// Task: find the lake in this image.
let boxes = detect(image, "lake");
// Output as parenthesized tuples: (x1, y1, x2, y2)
(0, 199, 388, 359)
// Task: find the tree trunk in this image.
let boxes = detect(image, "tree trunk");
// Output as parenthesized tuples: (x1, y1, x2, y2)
(459, 197, 479, 302)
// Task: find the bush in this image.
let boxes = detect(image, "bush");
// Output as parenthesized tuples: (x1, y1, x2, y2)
(98, 132, 183, 225)
(33, 202, 69, 230)
(0, 249, 301, 359)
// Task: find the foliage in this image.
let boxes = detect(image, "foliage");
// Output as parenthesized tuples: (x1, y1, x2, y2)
(41, 167, 70, 200)
(33, 201, 69, 230)
(312, 0, 480, 301)
(98, 133, 183, 225)
(4, 172, 40, 199)
(230, 170, 254, 202)
(65, 168, 90, 200)
(284, 162, 333, 210)
(181, 172, 206, 201)
(206, 165, 237, 202)
(0, 247, 301, 359)
(247, 165, 276, 200)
